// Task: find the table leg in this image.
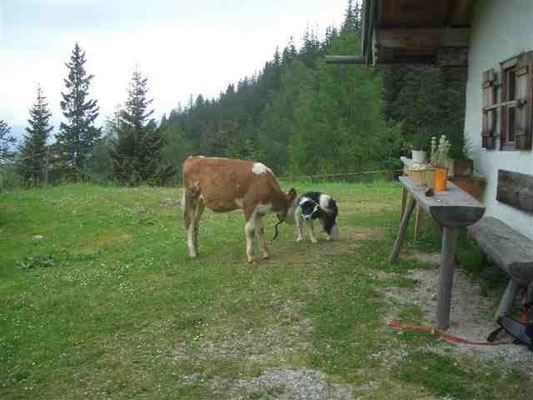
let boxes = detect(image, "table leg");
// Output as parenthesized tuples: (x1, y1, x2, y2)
(389, 195, 416, 262)
(436, 227, 459, 330)
(400, 187, 407, 221)
(414, 204, 423, 241)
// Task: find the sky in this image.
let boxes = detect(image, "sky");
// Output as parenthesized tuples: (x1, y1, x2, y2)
(1, 0, 349, 137)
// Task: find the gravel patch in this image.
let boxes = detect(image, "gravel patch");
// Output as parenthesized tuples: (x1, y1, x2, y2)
(173, 313, 312, 362)
(213, 368, 353, 400)
(386, 253, 533, 366)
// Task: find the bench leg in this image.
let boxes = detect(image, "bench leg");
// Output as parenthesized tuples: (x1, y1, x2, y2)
(436, 227, 459, 331)
(495, 278, 520, 319)
(389, 196, 416, 262)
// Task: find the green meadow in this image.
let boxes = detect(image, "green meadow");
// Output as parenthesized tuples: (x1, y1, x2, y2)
(1, 181, 531, 399)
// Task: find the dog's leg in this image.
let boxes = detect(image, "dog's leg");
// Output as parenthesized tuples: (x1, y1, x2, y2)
(306, 220, 318, 243)
(296, 215, 304, 242)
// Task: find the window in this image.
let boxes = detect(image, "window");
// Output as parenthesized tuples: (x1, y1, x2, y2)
(501, 61, 517, 148)
(481, 51, 533, 151)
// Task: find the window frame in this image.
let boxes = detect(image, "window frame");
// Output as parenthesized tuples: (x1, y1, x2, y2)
(481, 52, 533, 151)
(500, 57, 519, 150)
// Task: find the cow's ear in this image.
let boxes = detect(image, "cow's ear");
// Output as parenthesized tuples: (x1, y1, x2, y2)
(287, 188, 297, 201)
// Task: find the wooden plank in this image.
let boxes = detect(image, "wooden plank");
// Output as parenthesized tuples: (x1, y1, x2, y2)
(381, 0, 450, 27)
(495, 279, 520, 319)
(389, 195, 416, 261)
(399, 176, 485, 228)
(448, 0, 476, 26)
(377, 28, 470, 49)
(449, 175, 486, 202)
(400, 187, 407, 221)
(497, 169, 533, 213)
(437, 48, 468, 67)
(324, 56, 365, 64)
(468, 216, 533, 283)
(414, 204, 423, 240)
(436, 227, 458, 330)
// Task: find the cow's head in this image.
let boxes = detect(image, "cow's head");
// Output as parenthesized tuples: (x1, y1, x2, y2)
(278, 188, 298, 225)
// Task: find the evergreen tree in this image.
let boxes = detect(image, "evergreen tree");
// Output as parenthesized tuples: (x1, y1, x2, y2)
(381, 65, 466, 155)
(342, 0, 358, 33)
(300, 25, 321, 69)
(110, 69, 166, 184)
(289, 2, 397, 174)
(19, 85, 53, 185)
(0, 120, 16, 162)
(55, 43, 101, 180)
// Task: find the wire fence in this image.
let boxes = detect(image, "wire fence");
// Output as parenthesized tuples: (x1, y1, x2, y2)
(277, 168, 403, 181)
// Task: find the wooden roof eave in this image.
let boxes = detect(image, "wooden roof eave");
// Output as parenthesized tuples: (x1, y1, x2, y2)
(361, 0, 474, 67)
(361, 0, 376, 65)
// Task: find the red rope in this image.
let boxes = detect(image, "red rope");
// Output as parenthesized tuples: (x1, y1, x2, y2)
(387, 321, 500, 346)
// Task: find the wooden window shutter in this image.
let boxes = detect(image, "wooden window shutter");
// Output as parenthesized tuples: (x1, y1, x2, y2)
(514, 51, 533, 150)
(481, 69, 497, 149)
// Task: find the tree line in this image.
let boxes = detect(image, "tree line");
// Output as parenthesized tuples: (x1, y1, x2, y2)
(0, 0, 465, 187)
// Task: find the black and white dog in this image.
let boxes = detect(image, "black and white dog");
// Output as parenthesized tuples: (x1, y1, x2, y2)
(296, 191, 339, 243)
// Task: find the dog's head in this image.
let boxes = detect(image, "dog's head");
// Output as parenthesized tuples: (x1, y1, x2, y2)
(298, 198, 322, 221)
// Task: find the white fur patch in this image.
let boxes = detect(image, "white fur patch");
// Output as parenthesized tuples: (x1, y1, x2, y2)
(329, 224, 340, 240)
(255, 203, 273, 214)
(235, 198, 244, 208)
(252, 162, 270, 175)
(299, 196, 311, 204)
(319, 194, 332, 212)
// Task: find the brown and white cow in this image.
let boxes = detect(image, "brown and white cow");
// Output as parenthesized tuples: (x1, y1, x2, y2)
(182, 156, 298, 263)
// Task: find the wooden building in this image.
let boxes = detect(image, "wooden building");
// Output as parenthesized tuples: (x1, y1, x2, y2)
(361, 0, 533, 240)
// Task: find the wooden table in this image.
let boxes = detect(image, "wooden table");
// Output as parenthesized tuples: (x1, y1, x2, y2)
(389, 176, 485, 330)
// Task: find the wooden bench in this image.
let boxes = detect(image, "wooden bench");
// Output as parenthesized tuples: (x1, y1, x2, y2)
(468, 216, 533, 319)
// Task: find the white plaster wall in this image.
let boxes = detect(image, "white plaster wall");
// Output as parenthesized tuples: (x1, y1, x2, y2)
(464, 0, 533, 239)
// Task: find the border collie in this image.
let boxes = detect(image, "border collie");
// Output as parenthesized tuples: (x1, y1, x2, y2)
(296, 191, 339, 243)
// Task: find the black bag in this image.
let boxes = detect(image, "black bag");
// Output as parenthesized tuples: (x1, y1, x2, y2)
(492, 316, 533, 349)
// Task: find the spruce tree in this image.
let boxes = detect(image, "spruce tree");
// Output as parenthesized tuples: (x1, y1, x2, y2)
(56, 43, 101, 180)
(20, 85, 53, 185)
(0, 120, 16, 162)
(111, 69, 164, 184)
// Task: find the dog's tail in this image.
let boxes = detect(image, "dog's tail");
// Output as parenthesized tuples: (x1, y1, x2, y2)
(329, 224, 340, 240)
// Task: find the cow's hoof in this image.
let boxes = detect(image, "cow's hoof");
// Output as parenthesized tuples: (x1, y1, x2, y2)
(296, 237, 303, 242)
(262, 253, 269, 260)
(310, 239, 318, 244)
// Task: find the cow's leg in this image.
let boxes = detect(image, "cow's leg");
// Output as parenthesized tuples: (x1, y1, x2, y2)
(243, 204, 259, 263)
(306, 220, 318, 243)
(244, 216, 256, 263)
(296, 215, 304, 242)
(255, 215, 269, 259)
(193, 201, 204, 256)
(183, 187, 201, 259)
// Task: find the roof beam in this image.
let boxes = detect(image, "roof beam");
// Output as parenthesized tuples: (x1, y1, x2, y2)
(376, 28, 470, 49)
(324, 56, 365, 65)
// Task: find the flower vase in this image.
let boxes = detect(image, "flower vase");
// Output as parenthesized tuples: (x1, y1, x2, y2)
(435, 167, 448, 191)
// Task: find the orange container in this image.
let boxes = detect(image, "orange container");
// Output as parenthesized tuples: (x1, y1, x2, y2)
(435, 167, 448, 191)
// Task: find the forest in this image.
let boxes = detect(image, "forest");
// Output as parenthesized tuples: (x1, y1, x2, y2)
(0, 1, 466, 187)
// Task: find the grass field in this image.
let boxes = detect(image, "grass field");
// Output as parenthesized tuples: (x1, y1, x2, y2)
(1, 181, 531, 399)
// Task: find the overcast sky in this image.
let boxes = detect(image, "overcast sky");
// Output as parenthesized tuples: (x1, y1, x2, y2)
(1, 0, 349, 134)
